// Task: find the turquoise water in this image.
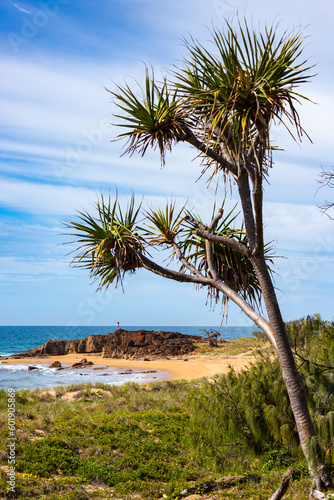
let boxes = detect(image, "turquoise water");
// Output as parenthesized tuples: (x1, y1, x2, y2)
(0, 325, 257, 390)
(0, 325, 256, 357)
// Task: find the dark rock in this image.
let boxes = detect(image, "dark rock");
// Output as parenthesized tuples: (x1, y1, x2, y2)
(71, 358, 94, 368)
(102, 329, 199, 359)
(28, 366, 38, 371)
(79, 358, 94, 365)
(49, 361, 61, 368)
(15, 334, 109, 358)
(11, 329, 202, 360)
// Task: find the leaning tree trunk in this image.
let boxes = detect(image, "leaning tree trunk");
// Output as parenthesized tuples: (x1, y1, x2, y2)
(252, 254, 333, 493)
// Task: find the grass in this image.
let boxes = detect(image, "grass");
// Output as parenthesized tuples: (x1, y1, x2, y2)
(0, 375, 312, 499)
(194, 334, 270, 356)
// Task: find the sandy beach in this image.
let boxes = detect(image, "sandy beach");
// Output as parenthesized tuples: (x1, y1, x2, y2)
(0, 351, 256, 382)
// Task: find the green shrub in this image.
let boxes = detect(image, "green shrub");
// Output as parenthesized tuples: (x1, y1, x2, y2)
(17, 438, 81, 476)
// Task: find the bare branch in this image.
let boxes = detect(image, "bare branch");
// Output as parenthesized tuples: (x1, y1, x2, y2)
(137, 252, 212, 286)
(317, 167, 334, 219)
(172, 242, 205, 279)
(252, 171, 264, 256)
(268, 468, 294, 500)
(212, 276, 277, 349)
(185, 213, 251, 257)
(208, 207, 225, 231)
(205, 238, 219, 281)
(140, 246, 276, 349)
(195, 228, 251, 257)
(184, 129, 239, 177)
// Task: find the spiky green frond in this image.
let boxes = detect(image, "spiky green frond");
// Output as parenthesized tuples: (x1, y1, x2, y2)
(175, 20, 314, 158)
(145, 201, 186, 245)
(65, 195, 274, 314)
(65, 195, 145, 289)
(107, 68, 189, 166)
(181, 205, 273, 309)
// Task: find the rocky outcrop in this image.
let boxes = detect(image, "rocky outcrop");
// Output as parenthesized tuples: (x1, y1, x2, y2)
(18, 334, 109, 358)
(101, 329, 198, 359)
(13, 329, 201, 359)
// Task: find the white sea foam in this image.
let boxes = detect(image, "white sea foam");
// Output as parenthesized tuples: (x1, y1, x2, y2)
(0, 362, 169, 390)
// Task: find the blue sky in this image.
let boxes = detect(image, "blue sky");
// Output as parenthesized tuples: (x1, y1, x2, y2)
(0, 0, 333, 327)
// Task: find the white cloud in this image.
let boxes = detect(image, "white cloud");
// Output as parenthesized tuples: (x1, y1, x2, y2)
(0, 179, 98, 215)
(13, 3, 32, 14)
(1, 1, 334, 325)
(0, 256, 71, 279)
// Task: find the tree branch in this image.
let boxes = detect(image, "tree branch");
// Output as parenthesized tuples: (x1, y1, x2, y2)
(208, 207, 224, 231)
(212, 276, 277, 349)
(137, 252, 212, 286)
(139, 248, 276, 348)
(294, 351, 334, 373)
(184, 129, 239, 177)
(268, 468, 294, 500)
(185, 213, 251, 257)
(194, 228, 251, 257)
(171, 242, 205, 279)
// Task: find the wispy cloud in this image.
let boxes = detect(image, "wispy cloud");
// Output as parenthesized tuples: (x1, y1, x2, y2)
(1, 0, 334, 324)
(0, 256, 71, 278)
(13, 3, 32, 14)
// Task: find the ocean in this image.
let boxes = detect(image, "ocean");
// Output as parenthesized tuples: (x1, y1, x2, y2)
(0, 325, 257, 390)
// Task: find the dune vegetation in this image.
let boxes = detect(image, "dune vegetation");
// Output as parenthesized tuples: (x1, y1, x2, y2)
(1, 316, 334, 499)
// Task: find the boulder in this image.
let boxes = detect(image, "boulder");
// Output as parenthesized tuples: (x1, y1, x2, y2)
(49, 361, 62, 368)
(71, 358, 94, 368)
(86, 335, 108, 352)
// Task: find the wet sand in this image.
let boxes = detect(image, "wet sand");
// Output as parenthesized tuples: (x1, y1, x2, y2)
(0, 352, 255, 381)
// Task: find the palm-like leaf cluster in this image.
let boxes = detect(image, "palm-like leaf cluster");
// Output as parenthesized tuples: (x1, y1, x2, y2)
(65, 19, 311, 319)
(107, 68, 189, 166)
(107, 20, 313, 181)
(176, 21, 313, 159)
(66, 195, 270, 311)
(65, 196, 145, 289)
(181, 206, 263, 308)
(145, 201, 186, 245)
(144, 201, 267, 310)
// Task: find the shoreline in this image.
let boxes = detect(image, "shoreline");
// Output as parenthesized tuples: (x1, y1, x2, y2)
(0, 351, 256, 382)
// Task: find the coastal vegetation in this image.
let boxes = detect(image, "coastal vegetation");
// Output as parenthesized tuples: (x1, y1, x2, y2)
(1, 317, 334, 499)
(65, 18, 333, 494)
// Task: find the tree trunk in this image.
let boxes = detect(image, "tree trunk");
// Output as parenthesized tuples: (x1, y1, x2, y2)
(252, 254, 333, 492)
(268, 468, 293, 500)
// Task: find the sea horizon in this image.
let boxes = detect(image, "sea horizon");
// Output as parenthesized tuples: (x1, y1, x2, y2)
(0, 325, 258, 391)
(0, 324, 258, 357)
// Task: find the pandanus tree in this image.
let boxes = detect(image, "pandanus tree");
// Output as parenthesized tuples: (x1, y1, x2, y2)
(66, 20, 334, 495)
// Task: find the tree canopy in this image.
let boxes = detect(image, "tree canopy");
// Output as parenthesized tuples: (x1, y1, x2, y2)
(66, 19, 334, 495)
